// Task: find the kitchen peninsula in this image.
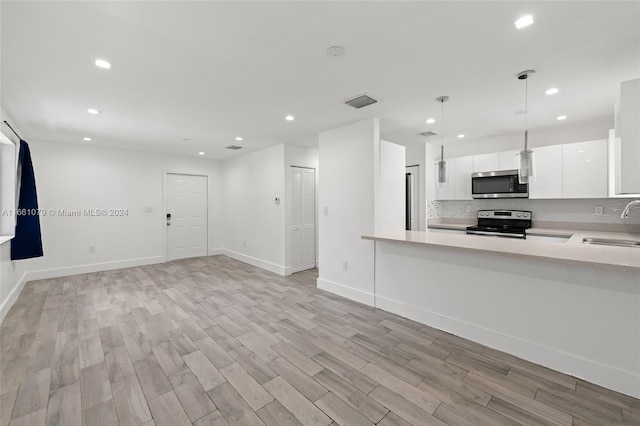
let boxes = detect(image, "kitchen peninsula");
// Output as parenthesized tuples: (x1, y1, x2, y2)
(362, 228, 640, 399)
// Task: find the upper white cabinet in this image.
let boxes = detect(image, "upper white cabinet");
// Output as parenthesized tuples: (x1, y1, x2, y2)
(472, 153, 499, 173)
(562, 139, 608, 198)
(499, 150, 521, 171)
(436, 155, 473, 200)
(529, 145, 563, 199)
(434, 139, 609, 201)
(615, 78, 640, 194)
(453, 156, 473, 200)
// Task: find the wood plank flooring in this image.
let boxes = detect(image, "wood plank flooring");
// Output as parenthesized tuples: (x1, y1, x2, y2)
(1, 255, 638, 425)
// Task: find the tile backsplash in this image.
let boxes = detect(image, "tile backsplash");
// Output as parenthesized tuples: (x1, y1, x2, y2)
(429, 198, 640, 225)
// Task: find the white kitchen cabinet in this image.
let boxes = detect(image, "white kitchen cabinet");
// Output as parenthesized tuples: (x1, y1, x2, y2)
(615, 78, 640, 194)
(499, 150, 521, 170)
(436, 155, 473, 200)
(473, 153, 499, 173)
(453, 156, 473, 200)
(562, 139, 608, 198)
(529, 145, 563, 199)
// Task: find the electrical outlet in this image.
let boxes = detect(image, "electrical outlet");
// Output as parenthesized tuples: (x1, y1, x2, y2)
(594, 205, 604, 216)
(342, 261, 348, 271)
(88, 245, 96, 254)
(323, 206, 329, 216)
(145, 206, 153, 213)
(242, 240, 247, 247)
(465, 205, 471, 213)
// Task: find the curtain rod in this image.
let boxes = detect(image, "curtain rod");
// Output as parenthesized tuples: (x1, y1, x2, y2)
(2, 120, 22, 140)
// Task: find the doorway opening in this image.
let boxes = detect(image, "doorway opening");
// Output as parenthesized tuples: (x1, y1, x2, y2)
(405, 165, 419, 230)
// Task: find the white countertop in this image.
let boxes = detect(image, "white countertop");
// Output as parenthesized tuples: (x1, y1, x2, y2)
(362, 228, 640, 272)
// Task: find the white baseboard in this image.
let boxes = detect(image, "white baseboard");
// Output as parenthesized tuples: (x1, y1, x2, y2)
(222, 249, 286, 276)
(208, 248, 224, 256)
(317, 277, 374, 307)
(375, 294, 640, 399)
(25, 256, 165, 282)
(0, 271, 27, 324)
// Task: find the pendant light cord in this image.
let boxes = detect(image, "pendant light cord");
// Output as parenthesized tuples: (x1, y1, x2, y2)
(524, 75, 529, 151)
(440, 99, 444, 161)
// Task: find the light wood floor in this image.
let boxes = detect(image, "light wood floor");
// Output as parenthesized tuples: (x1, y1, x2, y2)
(1, 256, 638, 426)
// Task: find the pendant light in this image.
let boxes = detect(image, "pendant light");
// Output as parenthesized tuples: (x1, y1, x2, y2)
(517, 70, 535, 184)
(435, 95, 449, 187)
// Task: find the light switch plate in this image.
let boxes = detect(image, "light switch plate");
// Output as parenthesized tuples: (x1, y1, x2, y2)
(323, 206, 329, 216)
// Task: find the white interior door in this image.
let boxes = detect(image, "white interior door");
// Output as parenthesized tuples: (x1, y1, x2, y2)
(291, 167, 315, 273)
(406, 166, 419, 230)
(166, 173, 208, 261)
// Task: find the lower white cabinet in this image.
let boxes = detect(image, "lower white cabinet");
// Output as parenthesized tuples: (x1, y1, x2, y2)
(562, 139, 607, 198)
(529, 145, 563, 199)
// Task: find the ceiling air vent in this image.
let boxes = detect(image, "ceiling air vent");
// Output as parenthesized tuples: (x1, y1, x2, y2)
(225, 145, 243, 150)
(344, 94, 378, 109)
(418, 131, 439, 138)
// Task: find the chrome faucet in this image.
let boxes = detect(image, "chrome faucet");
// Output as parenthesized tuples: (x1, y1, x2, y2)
(620, 200, 640, 219)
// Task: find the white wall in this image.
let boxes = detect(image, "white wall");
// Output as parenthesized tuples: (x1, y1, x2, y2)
(20, 140, 223, 280)
(284, 144, 319, 273)
(0, 108, 27, 322)
(405, 142, 426, 231)
(317, 118, 379, 305)
(222, 144, 286, 274)
(378, 140, 406, 231)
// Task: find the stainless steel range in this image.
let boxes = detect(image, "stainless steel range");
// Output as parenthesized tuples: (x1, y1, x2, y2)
(466, 209, 532, 239)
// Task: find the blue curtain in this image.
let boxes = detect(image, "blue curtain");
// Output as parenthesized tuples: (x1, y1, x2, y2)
(11, 140, 43, 260)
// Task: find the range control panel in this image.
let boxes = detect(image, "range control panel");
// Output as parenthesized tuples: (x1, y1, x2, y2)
(477, 210, 531, 220)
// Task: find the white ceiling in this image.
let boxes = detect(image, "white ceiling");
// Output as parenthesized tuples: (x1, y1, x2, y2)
(2, 1, 639, 159)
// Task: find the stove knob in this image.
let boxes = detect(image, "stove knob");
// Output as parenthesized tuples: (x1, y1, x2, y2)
(517, 213, 521, 217)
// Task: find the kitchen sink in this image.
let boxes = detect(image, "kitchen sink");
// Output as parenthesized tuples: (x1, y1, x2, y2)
(582, 238, 640, 248)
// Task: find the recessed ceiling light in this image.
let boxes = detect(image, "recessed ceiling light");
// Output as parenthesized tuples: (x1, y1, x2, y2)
(578, 150, 585, 153)
(83, 137, 92, 142)
(426, 118, 435, 124)
(556, 115, 567, 120)
(545, 88, 559, 95)
(457, 134, 465, 138)
(285, 115, 295, 121)
(87, 108, 100, 115)
(95, 59, 111, 69)
(198, 152, 205, 156)
(235, 136, 243, 141)
(326, 46, 345, 57)
(515, 15, 534, 29)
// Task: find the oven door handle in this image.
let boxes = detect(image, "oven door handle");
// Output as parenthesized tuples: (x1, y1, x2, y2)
(466, 230, 526, 239)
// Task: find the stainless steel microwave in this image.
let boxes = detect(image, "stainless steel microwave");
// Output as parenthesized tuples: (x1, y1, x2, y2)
(471, 169, 528, 199)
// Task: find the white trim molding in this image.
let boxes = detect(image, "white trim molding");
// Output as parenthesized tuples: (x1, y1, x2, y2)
(222, 249, 287, 276)
(317, 277, 375, 307)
